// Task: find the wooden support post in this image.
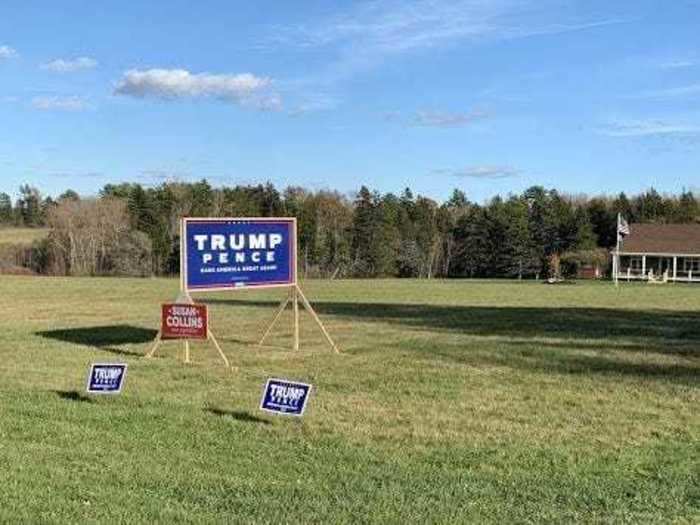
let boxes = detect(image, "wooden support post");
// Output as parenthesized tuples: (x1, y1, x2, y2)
(146, 331, 162, 358)
(208, 329, 231, 368)
(184, 340, 191, 364)
(673, 256, 677, 282)
(296, 285, 340, 354)
(293, 286, 300, 351)
(258, 292, 291, 346)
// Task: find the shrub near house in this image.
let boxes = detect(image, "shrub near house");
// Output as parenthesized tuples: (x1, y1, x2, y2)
(561, 249, 609, 279)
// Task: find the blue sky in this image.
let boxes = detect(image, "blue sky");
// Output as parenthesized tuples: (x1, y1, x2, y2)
(1, 0, 699, 202)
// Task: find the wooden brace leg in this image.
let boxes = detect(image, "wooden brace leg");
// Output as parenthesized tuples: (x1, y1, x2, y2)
(258, 293, 291, 346)
(296, 285, 340, 354)
(146, 331, 162, 359)
(208, 329, 231, 368)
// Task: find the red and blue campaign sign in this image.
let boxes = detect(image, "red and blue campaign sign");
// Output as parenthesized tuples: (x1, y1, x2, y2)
(86, 364, 127, 394)
(184, 218, 296, 292)
(161, 303, 208, 340)
(260, 378, 312, 417)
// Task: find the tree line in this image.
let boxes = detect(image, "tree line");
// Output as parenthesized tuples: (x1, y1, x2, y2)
(1, 182, 698, 278)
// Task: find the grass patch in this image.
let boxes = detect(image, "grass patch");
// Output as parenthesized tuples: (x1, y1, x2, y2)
(0, 277, 698, 522)
(0, 227, 48, 246)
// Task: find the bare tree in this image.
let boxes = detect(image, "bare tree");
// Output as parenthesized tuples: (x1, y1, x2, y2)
(47, 198, 136, 276)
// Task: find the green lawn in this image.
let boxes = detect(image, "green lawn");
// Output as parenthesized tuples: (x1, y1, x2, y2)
(0, 277, 698, 523)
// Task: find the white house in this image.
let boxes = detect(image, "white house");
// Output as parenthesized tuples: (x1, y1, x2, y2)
(613, 223, 700, 283)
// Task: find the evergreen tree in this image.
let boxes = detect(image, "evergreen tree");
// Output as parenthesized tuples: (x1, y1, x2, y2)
(446, 189, 468, 209)
(572, 206, 597, 249)
(451, 206, 492, 277)
(189, 179, 215, 217)
(613, 192, 634, 222)
(58, 189, 80, 202)
(350, 186, 376, 276)
(17, 185, 43, 226)
(524, 186, 559, 274)
(586, 198, 616, 248)
(127, 185, 154, 232)
(676, 191, 698, 223)
(635, 188, 667, 222)
(0, 192, 12, 223)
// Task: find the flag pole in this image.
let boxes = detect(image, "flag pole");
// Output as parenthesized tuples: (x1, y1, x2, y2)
(614, 213, 621, 287)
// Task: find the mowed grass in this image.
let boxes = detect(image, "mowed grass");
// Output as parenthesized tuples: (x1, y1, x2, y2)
(0, 277, 698, 523)
(0, 227, 48, 246)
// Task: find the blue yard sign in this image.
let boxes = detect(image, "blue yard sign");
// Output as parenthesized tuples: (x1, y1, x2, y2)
(184, 218, 296, 292)
(86, 363, 127, 394)
(260, 378, 312, 417)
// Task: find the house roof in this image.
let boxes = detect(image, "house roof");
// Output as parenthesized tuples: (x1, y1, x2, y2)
(620, 223, 700, 255)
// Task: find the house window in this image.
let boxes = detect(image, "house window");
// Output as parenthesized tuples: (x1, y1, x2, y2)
(684, 258, 700, 273)
(630, 257, 643, 271)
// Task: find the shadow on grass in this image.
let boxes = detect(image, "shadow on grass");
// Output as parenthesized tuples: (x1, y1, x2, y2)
(205, 407, 271, 425)
(37, 325, 157, 355)
(204, 298, 700, 384)
(204, 298, 699, 353)
(54, 390, 93, 403)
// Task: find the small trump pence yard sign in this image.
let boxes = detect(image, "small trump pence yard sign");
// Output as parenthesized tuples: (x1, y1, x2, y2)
(161, 303, 208, 340)
(86, 364, 127, 394)
(260, 378, 312, 417)
(183, 218, 296, 292)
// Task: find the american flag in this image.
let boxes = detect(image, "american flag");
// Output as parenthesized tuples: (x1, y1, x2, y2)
(617, 214, 630, 237)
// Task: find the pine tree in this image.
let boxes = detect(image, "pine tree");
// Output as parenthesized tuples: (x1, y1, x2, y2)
(17, 185, 43, 226)
(586, 198, 616, 248)
(0, 192, 12, 224)
(350, 186, 376, 276)
(676, 191, 698, 223)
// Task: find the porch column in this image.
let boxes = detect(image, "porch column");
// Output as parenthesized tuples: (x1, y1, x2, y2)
(642, 255, 646, 278)
(673, 256, 677, 281)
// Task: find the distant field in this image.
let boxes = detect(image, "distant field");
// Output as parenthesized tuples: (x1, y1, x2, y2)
(0, 227, 48, 246)
(0, 277, 697, 522)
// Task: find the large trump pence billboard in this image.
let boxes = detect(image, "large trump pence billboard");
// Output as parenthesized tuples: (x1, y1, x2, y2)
(184, 218, 296, 292)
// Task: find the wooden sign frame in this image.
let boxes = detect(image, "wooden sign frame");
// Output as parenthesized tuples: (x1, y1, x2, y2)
(145, 218, 339, 368)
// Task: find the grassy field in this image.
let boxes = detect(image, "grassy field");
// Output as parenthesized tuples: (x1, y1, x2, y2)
(0, 276, 698, 523)
(0, 227, 48, 246)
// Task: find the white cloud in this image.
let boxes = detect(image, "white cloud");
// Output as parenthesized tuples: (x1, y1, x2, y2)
(288, 93, 338, 116)
(140, 169, 191, 182)
(41, 57, 98, 73)
(31, 96, 91, 111)
(383, 109, 489, 127)
(437, 165, 519, 178)
(265, 1, 624, 82)
(636, 84, 700, 100)
(0, 45, 17, 60)
(598, 119, 700, 137)
(114, 68, 281, 110)
(49, 171, 103, 179)
(658, 58, 697, 69)
(251, 92, 283, 111)
(274, 1, 621, 52)
(413, 109, 488, 127)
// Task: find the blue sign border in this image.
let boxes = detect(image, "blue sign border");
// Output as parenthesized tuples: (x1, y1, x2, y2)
(183, 217, 297, 293)
(259, 378, 313, 417)
(86, 363, 128, 394)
